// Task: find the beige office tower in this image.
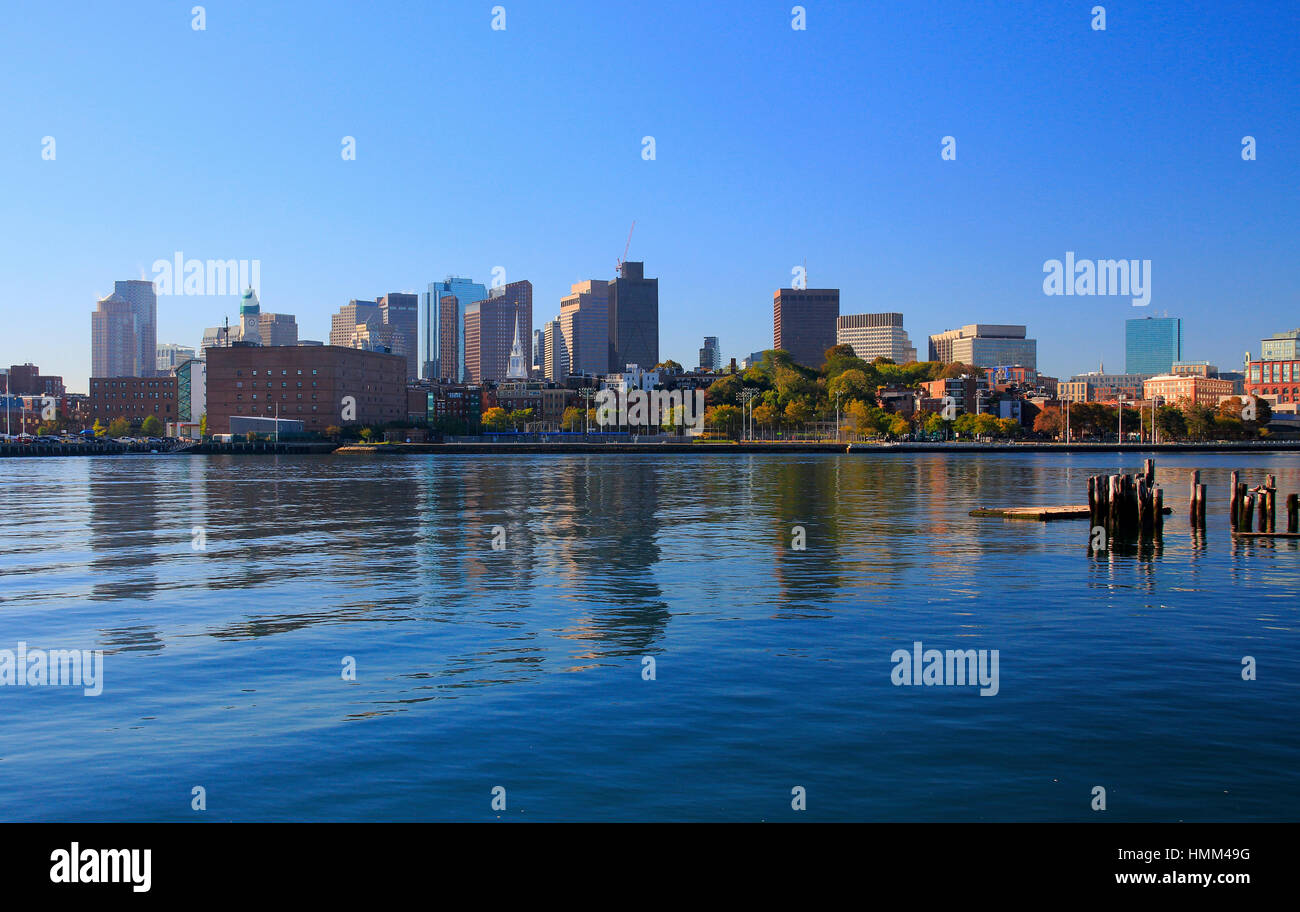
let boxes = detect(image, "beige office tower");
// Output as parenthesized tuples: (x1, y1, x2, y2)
(835, 313, 917, 364)
(559, 280, 610, 377)
(330, 300, 380, 347)
(543, 319, 569, 381)
(258, 312, 299, 346)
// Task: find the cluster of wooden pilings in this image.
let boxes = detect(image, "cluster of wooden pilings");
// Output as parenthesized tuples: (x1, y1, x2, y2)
(1229, 471, 1300, 534)
(1188, 470, 1208, 528)
(1087, 458, 1164, 537)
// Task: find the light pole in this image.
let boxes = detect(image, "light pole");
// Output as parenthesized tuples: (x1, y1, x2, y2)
(834, 390, 843, 443)
(1117, 394, 1125, 444)
(579, 387, 594, 436)
(1064, 398, 1071, 443)
(739, 387, 758, 441)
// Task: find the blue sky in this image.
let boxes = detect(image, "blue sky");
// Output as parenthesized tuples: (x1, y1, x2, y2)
(2, 0, 1296, 391)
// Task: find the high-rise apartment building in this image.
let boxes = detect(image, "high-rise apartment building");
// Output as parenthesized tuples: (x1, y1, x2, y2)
(698, 336, 722, 371)
(422, 277, 487, 382)
(928, 324, 1037, 370)
(1125, 316, 1182, 376)
(112, 279, 158, 377)
(532, 329, 545, 373)
(560, 280, 610, 377)
(463, 281, 533, 383)
(91, 292, 140, 378)
(608, 262, 658, 370)
(835, 313, 917, 364)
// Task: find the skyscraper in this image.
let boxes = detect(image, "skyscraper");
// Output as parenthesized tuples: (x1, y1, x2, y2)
(330, 299, 380, 348)
(422, 277, 487, 382)
(608, 262, 658, 370)
(91, 292, 139, 378)
(463, 281, 533, 383)
(379, 292, 419, 380)
(1125, 316, 1182, 376)
(258, 312, 299, 347)
(560, 280, 610, 376)
(112, 279, 158, 377)
(698, 336, 721, 371)
(773, 288, 839, 369)
(543, 319, 569, 382)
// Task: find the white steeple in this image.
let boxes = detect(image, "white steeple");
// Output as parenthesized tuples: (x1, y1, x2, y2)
(507, 312, 528, 379)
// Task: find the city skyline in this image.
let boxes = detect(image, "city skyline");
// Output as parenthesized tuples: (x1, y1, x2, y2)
(3, 1, 1296, 390)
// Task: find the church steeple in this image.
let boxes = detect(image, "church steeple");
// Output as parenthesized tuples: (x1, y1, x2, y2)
(506, 311, 528, 379)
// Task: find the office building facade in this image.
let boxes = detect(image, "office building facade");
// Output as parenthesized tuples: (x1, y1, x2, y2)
(773, 288, 839, 369)
(836, 313, 917, 364)
(463, 281, 533, 384)
(609, 262, 658, 370)
(422, 277, 487, 382)
(928, 324, 1037, 370)
(560, 280, 610, 377)
(1125, 316, 1182, 375)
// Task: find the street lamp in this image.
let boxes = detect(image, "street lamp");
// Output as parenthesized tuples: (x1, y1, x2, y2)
(833, 390, 843, 443)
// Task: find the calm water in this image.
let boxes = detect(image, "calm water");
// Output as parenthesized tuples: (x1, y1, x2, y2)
(0, 452, 1296, 822)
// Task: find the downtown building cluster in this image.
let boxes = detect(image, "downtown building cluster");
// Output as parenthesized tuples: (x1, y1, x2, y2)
(4, 264, 1296, 440)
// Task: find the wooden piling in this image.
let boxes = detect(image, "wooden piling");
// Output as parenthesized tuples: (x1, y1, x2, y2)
(1195, 484, 1206, 527)
(1155, 487, 1165, 529)
(1242, 493, 1256, 532)
(1288, 494, 1299, 534)
(1143, 458, 1155, 487)
(1230, 471, 1241, 530)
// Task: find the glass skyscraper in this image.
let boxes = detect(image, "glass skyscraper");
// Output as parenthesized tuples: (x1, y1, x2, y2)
(423, 277, 487, 382)
(1125, 316, 1182, 375)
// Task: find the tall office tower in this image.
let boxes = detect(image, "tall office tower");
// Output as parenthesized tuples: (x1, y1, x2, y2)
(773, 288, 840, 369)
(928, 324, 1037, 370)
(463, 281, 533, 383)
(698, 336, 722, 371)
(532, 329, 545, 373)
(422, 277, 487, 381)
(157, 343, 197, 372)
(608, 261, 658, 369)
(176, 357, 206, 423)
(560, 279, 611, 376)
(91, 292, 139, 377)
(543, 319, 569, 381)
(330, 299, 380, 347)
(258, 313, 299, 347)
(378, 292, 419, 380)
(239, 288, 263, 346)
(1125, 316, 1182, 376)
(113, 279, 158, 376)
(507, 314, 530, 379)
(835, 313, 917, 364)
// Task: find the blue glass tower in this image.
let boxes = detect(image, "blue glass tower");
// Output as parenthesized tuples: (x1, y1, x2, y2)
(1125, 316, 1181, 375)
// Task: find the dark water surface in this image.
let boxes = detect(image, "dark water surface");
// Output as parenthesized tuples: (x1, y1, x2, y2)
(0, 452, 1296, 821)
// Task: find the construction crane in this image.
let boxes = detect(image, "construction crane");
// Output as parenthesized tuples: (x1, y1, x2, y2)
(617, 221, 636, 273)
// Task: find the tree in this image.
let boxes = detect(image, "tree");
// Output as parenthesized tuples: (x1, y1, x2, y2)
(706, 404, 742, 435)
(92, 419, 106, 438)
(324, 425, 342, 439)
(752, 402, 778, 437)
(972, 413, 1000, 438)
(923, 413, 948, 438)
(886, 414, 910, 437)
(140, 415, 163, 437)
(107, 418, 130, 438)
(1154, 405, 1186, 441)
(561, 406, 584, 431)
(199, 413, 208, 437)
(653, 360, 683, 372)
(359, 427, 374, 441)
(827, 368, 875, 406)
(482, 407, 511, 431)
(1183, 403, 1215, 440)
(1033, 407, 1063, 438)
(996, 417, 1022, 438)
(783, 399, 812, 432)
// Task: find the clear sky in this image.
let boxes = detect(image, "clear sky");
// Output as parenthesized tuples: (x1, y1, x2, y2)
(2, 0, 1296, 392)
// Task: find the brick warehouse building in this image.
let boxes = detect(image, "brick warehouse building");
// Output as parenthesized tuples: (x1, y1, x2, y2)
(206, 344, 406, 435)
(88, 376, 178, 426)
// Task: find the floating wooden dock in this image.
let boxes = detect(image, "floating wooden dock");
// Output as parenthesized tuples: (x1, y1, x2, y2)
(970, 505, 1173, 522)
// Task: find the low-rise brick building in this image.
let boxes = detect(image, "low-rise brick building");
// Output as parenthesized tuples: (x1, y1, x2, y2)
(88, 377, 178, 427)
(205, 344, 405, 435)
